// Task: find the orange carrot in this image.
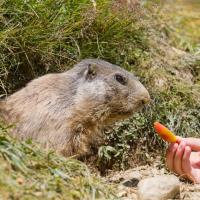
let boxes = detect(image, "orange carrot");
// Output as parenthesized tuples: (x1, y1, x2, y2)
(154, 122, 177, 143)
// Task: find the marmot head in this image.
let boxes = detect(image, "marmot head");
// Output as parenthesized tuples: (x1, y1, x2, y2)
(70, 59, 150, 125)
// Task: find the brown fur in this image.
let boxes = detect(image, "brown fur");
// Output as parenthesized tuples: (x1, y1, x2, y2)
(0, 59, 150, 157)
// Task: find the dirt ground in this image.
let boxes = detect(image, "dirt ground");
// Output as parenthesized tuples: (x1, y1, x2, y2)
(107, 158, 200, 199)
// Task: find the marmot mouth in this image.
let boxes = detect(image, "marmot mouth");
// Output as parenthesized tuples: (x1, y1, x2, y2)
(114, 105, 144, 118)
(105, 111, 133, 124)
(117, 110, 133, 116)
(111, 110, 134, 120)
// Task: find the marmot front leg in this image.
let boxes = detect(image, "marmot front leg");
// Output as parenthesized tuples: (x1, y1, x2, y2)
(57, 131, 92, 159)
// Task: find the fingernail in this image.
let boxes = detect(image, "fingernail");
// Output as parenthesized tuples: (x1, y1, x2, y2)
(185, 146, 191, 153)
(173, 143, 178, 152)
(179, 144, 183, 150)
(174, 143, 178, 148)
(178, 142, 186, 150)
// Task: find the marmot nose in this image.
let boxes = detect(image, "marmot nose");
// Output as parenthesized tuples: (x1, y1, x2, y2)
(136, 83, 151, 106)
(141, 94, 151, 105)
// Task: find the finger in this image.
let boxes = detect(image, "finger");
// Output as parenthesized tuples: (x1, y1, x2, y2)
(182, 146, 192, 172)
(174, 141, 186, 175)
(176, 136, 182, 144)
(166, 143, 178, 171)
(184, 138, 200, 151)
(182, 146, 194, 182)
(188, 152, 200, 168)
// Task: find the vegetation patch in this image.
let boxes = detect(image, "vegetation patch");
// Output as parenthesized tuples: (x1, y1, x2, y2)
(157, 0, 200, 52)
(0, 122, 117, 200)
(0, 0, 148, 95)
(0, 0, 200, 180)
(97, 1, 200, 170)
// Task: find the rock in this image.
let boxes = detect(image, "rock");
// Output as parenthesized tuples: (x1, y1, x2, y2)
(137, 175, 180, 200)
(108, 168, 143, 183)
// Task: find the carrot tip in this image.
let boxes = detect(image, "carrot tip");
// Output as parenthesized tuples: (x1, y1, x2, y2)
(153, 121, 177, 143)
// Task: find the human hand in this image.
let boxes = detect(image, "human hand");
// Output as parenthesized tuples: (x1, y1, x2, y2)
(166, 137, 200, 183)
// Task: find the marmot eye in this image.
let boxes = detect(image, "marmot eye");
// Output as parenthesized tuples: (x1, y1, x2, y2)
(114, 74, 127, 85)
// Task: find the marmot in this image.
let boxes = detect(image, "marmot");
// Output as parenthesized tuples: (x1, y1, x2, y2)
(0, 59, 150, 157)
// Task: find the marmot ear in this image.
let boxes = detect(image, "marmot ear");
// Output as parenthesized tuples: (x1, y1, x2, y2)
(85, 64, 97, 80)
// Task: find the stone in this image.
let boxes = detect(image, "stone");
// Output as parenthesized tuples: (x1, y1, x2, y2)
(137, 175, 180, 200)
(108, 168, 143, 184)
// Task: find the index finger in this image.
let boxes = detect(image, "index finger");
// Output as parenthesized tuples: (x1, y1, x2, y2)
(180, 137, 200, 151)
(166, 143, 178, 171)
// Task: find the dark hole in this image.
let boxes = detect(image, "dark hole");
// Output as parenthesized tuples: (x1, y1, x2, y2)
(122, 178, 140, 187)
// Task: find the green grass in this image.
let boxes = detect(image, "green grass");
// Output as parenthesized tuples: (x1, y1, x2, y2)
(0, 123, 118, 200)
(0, 0, 148, 94)
(157, 0, 200, 52)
